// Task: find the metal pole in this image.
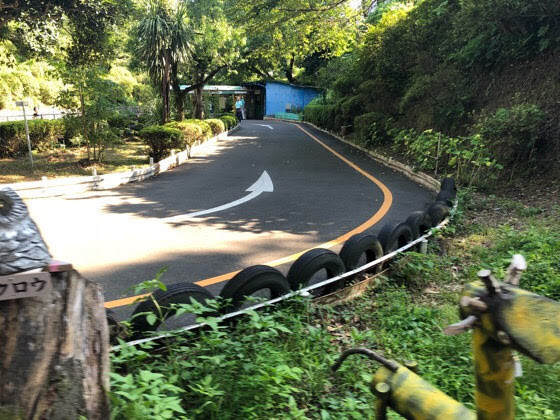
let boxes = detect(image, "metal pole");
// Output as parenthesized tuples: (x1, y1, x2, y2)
(19, 103, 34, 169)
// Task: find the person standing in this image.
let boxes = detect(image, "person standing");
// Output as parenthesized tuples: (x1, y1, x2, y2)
(240, 96, 246, 120)
(235, 96, 243, 122)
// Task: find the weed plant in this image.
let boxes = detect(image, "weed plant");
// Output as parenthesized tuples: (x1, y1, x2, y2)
(110, 189, 560, 419)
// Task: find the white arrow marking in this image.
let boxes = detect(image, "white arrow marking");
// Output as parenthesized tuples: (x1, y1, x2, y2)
(257, 124, 274, 130)
(164, 171, 274, 222)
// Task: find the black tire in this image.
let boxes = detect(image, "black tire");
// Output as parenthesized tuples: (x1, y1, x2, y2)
(428, 202, 450, 226)
(130, 282, 214, 338)
(440, 177, 457, 197)
(377, 222, 414, 254)
(219, 265, 290, 313)
(287, 248, 346, 295)
(106, 309, 121, 345)
(339, 233, 384, 281)
(436, 190, 454, 207)
(406, 211, 432, 239)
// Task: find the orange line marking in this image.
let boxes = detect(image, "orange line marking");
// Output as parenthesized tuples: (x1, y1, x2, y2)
(104, 123, 392, 308)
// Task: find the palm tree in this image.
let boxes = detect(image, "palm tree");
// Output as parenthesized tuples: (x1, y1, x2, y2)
(134, 0, 190, 123)
(169, 3, 191, 121)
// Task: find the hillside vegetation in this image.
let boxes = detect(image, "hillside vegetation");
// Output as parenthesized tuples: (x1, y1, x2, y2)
(305, 0, 560, 187)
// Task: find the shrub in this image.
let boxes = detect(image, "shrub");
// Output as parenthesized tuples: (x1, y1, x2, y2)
(336, 95, 364, 131)
(107, 112, 135, 131)
(303, 104, 337, 131)
(354, 112, 391, 146)
(219, 115, 236, 130)
(62, 116, 82, 144)
(205, 118, 225, 135)
(391, 128, 502, 186)
(139, 125, 184, 161)
(164, 121, 201, 154)
(0, 119, 64, 157)
(474, 104, 548, 166)
(184, 119, 212, 140)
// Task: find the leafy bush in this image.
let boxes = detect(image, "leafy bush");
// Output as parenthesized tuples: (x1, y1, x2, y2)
(474, 104, 548, 166)
(391, 128, 502, 186)
(61, 116, 82, 144)
(108, 112, 136, 131)
(303, 104, 337, 131)
(219, 115, 236, 130)
(335, 95, 364, 130)
(354, 112, 391, 146)
(205, 118, 225, 135)
(164, 121, 201, 155)
(139, 125, 184, 161)
(0, 119, 64, 157)
(184, 119, 212, 140)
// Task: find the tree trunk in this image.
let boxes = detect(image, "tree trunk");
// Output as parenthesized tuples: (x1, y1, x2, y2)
(171, 62, 186, 121)
(0, 269, 110, 419)
(79, 86, 89, 161)
(285, 55, 295, 84)
(161, 54, 171, 124)
(193, 85, 204, 119)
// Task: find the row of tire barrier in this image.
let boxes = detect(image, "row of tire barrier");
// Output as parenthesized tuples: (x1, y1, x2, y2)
(114, 178, 457, 347)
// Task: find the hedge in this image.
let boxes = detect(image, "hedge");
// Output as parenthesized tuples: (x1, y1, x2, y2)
(219, 115, 237, 130)
(184, 119, 212, 140)
(0, 119, 65, 158)
(164, 121, 202, 147)
(139, 125, 184, 161)
(303, 104, 338, 131)
(205, 118, 226, 135)
(354, 112, 391, 146)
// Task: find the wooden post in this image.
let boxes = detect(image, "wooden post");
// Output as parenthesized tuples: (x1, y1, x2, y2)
(0, 188, 110, 419)
(0, 266, 110, 419)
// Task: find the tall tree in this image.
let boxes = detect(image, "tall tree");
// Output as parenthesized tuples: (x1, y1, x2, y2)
(133, 0, 174, 124)
(229, 0, 358, 85)
(133, 0, 191, 123)
(180, 0, 245, 119)
(55, 0, 131, 161)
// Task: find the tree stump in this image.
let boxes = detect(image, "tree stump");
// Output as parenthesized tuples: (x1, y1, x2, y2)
(0, 268, 110, 419)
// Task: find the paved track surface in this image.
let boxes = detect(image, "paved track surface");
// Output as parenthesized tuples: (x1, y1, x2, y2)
(25, 120, 434, 317)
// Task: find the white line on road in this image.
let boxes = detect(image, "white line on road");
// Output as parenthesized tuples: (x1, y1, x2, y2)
(257, 124, 274, 130)
(163, 171, 274, 222)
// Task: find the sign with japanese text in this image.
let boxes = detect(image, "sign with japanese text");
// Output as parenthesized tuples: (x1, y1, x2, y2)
(0, 272, 51, 301)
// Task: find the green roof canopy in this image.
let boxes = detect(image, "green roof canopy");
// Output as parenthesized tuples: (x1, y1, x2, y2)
(179, 85, 247, 95)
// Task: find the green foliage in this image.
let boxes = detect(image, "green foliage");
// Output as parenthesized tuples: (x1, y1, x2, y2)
(391, 128, 503, 186)
(353, 112, 391, 146)
(184, 119, 212, 139)
(0, 119, 64, 157)
(474, 104, 548, 166)
(310, 0, 560, 179)
(465, 224, 560, 300)
(205, 118, 226, 136)
(303, 104, 337, 131)
(452, 0, 560, 69)
(164, 121, 201, 147)
(110, 369, 186, 419)
(139, 125, 183, 161)
(219, 115, 236, 130)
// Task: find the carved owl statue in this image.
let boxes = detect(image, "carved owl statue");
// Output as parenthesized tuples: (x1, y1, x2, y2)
(0, 188, 51, 275)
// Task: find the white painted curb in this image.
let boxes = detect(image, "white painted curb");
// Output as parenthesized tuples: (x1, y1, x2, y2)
(1, 125, 240, 199)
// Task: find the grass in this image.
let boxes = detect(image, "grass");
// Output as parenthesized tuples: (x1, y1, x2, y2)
(0, 141, 150, 184)
(110, 189, 560, 419)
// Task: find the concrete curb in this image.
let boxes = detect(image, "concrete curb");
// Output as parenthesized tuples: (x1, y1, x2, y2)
(1, 125, 240, 199)
(266, 118, 440, 193)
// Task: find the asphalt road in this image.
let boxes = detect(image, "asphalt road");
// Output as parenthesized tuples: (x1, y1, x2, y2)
(25, 120, 434, 316)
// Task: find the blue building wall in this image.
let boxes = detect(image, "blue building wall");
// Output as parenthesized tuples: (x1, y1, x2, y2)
(264, 82, 320, 116)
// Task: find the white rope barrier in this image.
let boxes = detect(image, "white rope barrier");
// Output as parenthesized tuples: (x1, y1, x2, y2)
(113, 203, 456, 350)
